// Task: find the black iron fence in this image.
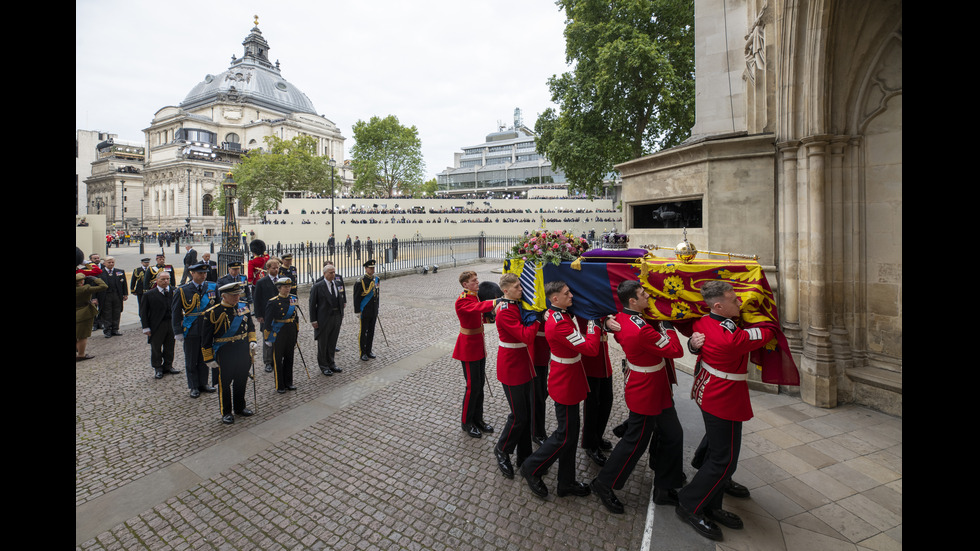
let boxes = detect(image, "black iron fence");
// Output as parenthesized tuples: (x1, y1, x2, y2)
(232, 235, 525, 283)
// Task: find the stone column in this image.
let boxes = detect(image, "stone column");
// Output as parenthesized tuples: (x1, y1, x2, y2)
(777, 141, 802, 350)
(800, 135, 836, 408)
(829, 137, 853, 372)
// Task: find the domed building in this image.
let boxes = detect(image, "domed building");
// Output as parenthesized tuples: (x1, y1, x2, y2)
(141, 20, 349, 235)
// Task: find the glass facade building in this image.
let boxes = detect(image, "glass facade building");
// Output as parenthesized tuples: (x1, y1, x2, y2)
(437, 112, 567, 196)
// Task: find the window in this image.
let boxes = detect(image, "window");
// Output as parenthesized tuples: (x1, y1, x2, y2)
(631, 199, 702, 229)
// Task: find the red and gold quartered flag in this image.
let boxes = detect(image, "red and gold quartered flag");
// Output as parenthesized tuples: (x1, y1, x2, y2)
(637, 255, 799, 386)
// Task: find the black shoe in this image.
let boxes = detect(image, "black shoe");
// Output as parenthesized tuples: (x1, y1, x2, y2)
(277, 388, 287, 394)
(335, 347, 340, 352)
(189, 388, 201, 398)
(599, 439, 613, 451)
(367, 352, 376, 359)
(264, 365, 273, 373)
(104, 332, 112, 338)
(532, 435, 546, 446)
(361, 354, 370, 361)
(321, 368, 334, 376)
(556, 480, 591, 497)
(200, 386, 217, 393)
(475, 421, 494, 434)
(154, 369, 164, 379)
(494, 447, 514, 479)
(612, 421, 628, 438)
(521, 467, 548, 498)
(706, 508, 743, 529)
(652, 487, 679, 506)
(112, 331, 123, 336)
(287, 385, 297, 390)
(167, 368, 181, 374)
(237, 408, 254, 417)
(585, 448, 607, 467)
(590, 479, 624, 514)
(676, 507, 723, 541)
(222, 414, 235, 425)
(725, 480, 751, 498)
(462, 424, 482, 438)
(330, 366, 343, 373)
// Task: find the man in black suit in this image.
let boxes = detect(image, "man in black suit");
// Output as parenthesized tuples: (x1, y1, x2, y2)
(252, 257, 281, 373)
(98, 256, 128, 338)
(354, 236, 361, 260)
(328, 233, 336, 256)
(310, 261, 346, 376)
(200, 252, 218, 283)
(140, 272, 179, 379)
(180, 245, 198, 284)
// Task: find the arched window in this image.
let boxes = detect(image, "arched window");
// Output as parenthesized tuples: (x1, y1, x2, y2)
(202, 194, 214, 216)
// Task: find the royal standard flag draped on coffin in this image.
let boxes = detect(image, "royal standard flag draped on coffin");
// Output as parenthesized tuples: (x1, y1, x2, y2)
(503, 254, 799, 386)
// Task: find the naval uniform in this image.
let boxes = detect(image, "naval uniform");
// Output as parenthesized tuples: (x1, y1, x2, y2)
(202, 300, 257, 417)
(280, 265, 299, 295)
(452, 289, 495, 430)
(678, 313, 774, 516)
(172, 281, 217, 391)
(494, 299, 539, 464)
(265, 294, 299, 391)
(595, 310, 685, 492)
(520, 307, 600, 486)
(354, 272, 380, 358)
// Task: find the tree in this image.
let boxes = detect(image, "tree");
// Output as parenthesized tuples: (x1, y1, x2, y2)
(231, 135, 337, 213)
(535, 0, 695, 196)
(350, 115, 425, 198)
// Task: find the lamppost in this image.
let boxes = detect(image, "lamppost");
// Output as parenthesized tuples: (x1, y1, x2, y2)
(140, 198, 145, 254)
(329, 157, 336, 230)
(121, 180, 126, 234)
(186, 168, 192, 237)
(217, 171, 243, 274)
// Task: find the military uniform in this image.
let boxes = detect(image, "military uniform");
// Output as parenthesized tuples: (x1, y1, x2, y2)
(593, 310, 685, 508)
(130, 260, 149, 306)
(280, 254, 299, 296)
(493, 299, 539, 470)
(173, 273, 218, 396)
(353, 262, 380, 360)
(578, 316, 614, 464)
(202, 287, 257, 424)
(264, 287, 299, 392)
(452, 288, 495, 435)
(677, 313, 774, 523)
(99, 264, 128, 336)
(520, 307, 600, 490)
(531, 327, 550, 441)
(142, 261, 176, 295)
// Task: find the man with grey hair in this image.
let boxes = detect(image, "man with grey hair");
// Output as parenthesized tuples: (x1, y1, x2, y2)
(310, 261, 346, 376)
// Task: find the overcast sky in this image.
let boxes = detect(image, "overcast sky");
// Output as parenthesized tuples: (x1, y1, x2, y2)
(76, 0, 571, 180)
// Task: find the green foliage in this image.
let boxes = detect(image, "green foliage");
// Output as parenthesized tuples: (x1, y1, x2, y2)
(232, 135, 337, 212)
(535, 0, 695, 196)
(350, 115, 425, 198)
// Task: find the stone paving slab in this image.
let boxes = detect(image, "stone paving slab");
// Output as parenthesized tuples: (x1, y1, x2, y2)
(77, 260, 901, 550)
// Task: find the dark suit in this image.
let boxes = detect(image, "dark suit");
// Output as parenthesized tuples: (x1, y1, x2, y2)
(180, 248, 198, 284)
(140, 286, 175, 373)
(203, 260, 218, 282)
(98, 266, 128, 335)
(310, 274, 346, 370)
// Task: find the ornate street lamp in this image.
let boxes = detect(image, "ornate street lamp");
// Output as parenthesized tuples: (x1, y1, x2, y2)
(217, 171, 244, 274)
(329, 157, 336, 230)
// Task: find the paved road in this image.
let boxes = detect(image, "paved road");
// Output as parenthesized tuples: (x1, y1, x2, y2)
(76, 260, 902, 550)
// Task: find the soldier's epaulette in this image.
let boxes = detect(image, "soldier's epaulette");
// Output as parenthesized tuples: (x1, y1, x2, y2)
(551, 311, 563, 322)
(630, 314, 646, 328)
(720, 319, 737, 333)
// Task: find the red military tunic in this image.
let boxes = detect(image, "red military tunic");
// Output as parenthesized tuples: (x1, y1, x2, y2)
(576, 317, 612, 378)
(691, 313, 775, 422)
(452, 290, 495, 362)
(494, 299, 539, 386)
(545, 308, 600, 406)
(532, 329, 550, 366)
(247, 254, 269, 284)
(613, 311, 684, 416)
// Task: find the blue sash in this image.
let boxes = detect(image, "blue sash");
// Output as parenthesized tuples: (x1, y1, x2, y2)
(359, 277, 379, 312)
(181, 282, 217, 337)
(266, 298, 297, 345)
(213, 301, 248, 354)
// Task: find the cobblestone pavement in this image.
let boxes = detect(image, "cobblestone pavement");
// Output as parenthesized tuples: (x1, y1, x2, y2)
(76, 260, 901, 551)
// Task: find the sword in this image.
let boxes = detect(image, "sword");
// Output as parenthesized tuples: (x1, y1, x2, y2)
(249, 345, 258, 413)
(295, 341, 311, 380)
(376, 314, 390, 347)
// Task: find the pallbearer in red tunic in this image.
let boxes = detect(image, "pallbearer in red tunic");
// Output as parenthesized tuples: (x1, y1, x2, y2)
(491, 274, 540, 479)
(578, 316, 614, 467)
(452, 271, 497, 438)
(590, 280, 685, 515)
(519, 280, 620, 500)
(676, 280, 775, 541)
